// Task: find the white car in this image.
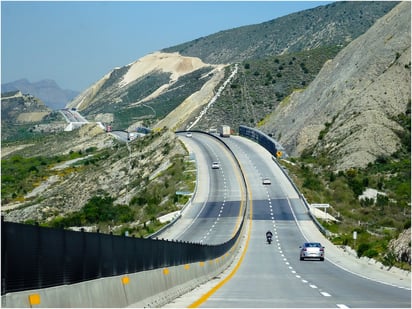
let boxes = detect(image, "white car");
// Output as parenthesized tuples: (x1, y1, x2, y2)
(262, 177, 271, 185)
(211, 162, 220, 169)
(186, 132, 192, 138)
(299, 242, 325, 261)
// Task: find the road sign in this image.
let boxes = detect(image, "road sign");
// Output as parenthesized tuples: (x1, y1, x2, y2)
(311, 204, 330, 208)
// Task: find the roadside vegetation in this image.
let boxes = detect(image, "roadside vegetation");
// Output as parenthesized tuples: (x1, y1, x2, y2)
(280, 111, 411, 270)
(194, 45, 342, 131)
(1, 147, 100, 204)
(2, 137, 196, 238)
(1, 111, 66, 142)
(41, 152, 196, 237)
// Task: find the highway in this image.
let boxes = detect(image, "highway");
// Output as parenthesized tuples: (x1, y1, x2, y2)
(157, 132, 246, 245)
(164, 132, 411, 308)
(59, 109, 88, 123)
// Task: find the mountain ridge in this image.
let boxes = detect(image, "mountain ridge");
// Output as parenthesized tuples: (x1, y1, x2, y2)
(260, 1, 411, 170)
(162, 1, 398, 64)
(63, 1, 397, 133)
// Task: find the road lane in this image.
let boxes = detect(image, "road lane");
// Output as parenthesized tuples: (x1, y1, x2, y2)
(164, 134, 410, 308)
(156, 132, 246, 245)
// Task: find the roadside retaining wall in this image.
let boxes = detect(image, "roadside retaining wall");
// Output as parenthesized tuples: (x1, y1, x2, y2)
(2, 246, 238, 308)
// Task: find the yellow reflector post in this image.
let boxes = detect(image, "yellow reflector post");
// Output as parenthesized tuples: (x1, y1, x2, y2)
(184, 264, 190, 270)
(276, 151, 283, 158)
(122, 276, 130, 285)
(163, 268, 169, 275)
(28, 294, 41, 306)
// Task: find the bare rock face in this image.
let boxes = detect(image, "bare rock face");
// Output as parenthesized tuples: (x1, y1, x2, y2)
(260, 2, 411, 170)
(387, 228, 411, 264)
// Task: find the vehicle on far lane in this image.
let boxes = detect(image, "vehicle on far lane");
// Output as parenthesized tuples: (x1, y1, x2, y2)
(186, 132, 192, 138)
(299, 242, 325, 261)
(262, 177, 271, 185)
(211, 162, 220, 169)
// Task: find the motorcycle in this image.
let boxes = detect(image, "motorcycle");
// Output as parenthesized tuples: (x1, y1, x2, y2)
(266, 233, 272, 244)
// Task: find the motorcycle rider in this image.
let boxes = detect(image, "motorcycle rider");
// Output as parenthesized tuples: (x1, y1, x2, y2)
(266, 230, 273, 243)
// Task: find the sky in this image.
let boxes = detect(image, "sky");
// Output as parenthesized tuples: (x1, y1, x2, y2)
(1, 1, 333, 92)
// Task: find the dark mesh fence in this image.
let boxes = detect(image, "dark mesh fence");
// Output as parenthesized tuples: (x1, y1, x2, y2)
(1, 218, 242, 295)
(239, 125, 278, 156)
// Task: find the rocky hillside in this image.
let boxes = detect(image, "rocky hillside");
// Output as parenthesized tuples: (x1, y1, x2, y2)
(2, 127, 187, 226)
(63, 2, 396, 132)
(388, 228, 411, 265)
(260, 1, 411, 170)
(190, 45, 342, 132)
(1, 91, 69, 142)
(163, 1, 397, 64)
(66, 52, 223, 131)
(2, 79, 79, 110)
(1, 90, 51, 122)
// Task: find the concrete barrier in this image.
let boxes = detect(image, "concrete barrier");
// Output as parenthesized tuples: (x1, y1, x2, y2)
(2, 237, 241, 308)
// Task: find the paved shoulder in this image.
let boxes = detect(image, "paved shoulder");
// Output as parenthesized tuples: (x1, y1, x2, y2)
(298, 220, 411, 289)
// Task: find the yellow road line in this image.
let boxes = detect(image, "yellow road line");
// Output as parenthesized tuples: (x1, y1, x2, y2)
(232, 158, 246, 237)
(189, 178, 253, 308)
(217, 141, 246, 237)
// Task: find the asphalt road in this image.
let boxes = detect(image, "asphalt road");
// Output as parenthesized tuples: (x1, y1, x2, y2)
(157, 132, 246, 245)
(164, 133, 410, 308)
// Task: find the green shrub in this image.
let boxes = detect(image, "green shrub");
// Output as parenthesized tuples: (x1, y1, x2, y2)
(357, 243, 371, 258)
